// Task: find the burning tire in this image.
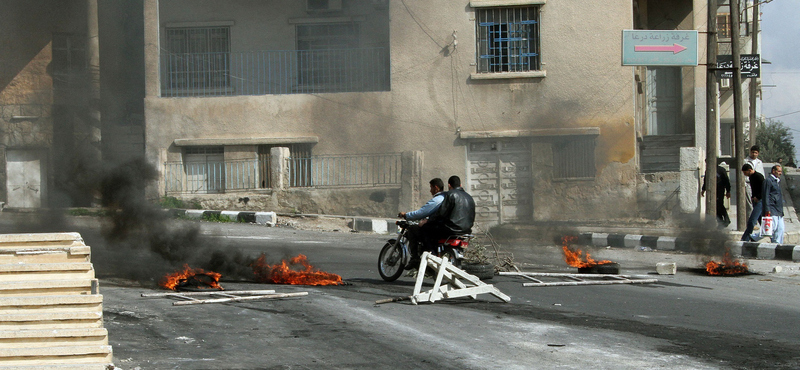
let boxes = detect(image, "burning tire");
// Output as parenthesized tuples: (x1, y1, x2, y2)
(378, 240, 405, 282)
(462, 262, 494, 280)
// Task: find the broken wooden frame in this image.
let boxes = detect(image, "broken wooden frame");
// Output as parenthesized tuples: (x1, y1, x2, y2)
(376, 252, 510, 305)
(142, 289, 308, 306)
(499, 272, 658, 287)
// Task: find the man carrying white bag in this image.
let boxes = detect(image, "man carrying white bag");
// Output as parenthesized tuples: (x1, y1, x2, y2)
(752, 165, 784, 243)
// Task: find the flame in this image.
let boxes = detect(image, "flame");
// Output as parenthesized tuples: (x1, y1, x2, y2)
(561, 235, 613, 268)
(706, 251, 749, 275)
(251, 254, 342, 286)
(159, 264, 223, 291)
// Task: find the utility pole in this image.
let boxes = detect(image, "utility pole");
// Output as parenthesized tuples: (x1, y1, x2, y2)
(731, 0, 746, 230)
(749, 0, 760, 146)
(705, 0, 718, 221)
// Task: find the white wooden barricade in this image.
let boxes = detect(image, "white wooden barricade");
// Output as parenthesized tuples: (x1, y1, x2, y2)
(410, 252, 510, 305)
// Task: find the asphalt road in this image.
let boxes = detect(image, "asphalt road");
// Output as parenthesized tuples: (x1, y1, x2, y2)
(2, 214, 799, 369)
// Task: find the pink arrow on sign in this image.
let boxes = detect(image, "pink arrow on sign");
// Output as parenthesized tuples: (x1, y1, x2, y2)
(634, 43, 687, 54)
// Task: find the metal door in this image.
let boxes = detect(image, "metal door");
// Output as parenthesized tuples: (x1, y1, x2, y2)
(6, 150, 47, 208)
(646, 67, 682, 135)
(467, 139, 532, 227)
(185, 152, 224, 193)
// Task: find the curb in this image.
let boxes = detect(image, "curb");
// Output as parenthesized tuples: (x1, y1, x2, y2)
(170, 209, 277, 227)
(168, 209, 395, 234)
(580, 232, 800, 262)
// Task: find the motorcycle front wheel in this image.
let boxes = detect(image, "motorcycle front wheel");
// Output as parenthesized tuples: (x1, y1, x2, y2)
(378, 241, 405, 282)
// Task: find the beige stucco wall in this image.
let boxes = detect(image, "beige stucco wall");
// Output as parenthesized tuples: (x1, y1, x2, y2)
(145, 0, 642, 220)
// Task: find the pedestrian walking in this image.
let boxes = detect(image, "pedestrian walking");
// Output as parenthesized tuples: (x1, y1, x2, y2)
(701, 164, 732, 228)
(756, 165, 785, 243)
(740, 163, 764, 241)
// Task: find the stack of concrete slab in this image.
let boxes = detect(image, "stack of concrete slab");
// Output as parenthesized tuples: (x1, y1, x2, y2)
(0, 233, 112, 369)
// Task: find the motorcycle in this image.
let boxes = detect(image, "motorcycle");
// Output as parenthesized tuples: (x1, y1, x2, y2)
(378, 220, 472, 282)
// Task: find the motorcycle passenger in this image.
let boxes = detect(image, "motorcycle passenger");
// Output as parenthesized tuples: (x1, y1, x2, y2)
(423, 175, 476, 252)
(398, 178, 445, 266)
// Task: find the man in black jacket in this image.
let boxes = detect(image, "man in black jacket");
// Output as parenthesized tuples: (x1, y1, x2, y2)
(740, 163, 764, 241)
(423, 176, 476, 251)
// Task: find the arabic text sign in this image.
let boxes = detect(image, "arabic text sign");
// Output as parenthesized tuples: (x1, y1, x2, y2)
(716, 54, 760, 78)
(622, 30, 699, 66)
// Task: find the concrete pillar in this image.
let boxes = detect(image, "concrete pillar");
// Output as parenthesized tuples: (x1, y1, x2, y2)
(143, 0, 160, 98)
(270, 147, 290, 190)
(399, 150, 423, 213)
(85, 0, 102, 158)
(679, 147, 704, 213)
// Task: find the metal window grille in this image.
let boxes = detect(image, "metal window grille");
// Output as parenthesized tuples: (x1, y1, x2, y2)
(296, 23, 359, 90)
(257, 144, 312, 188)
(716, 13, 731, 38)
(553, 138, 596, 179)
(287, 153, 402, 188)
(476, 6, 540, 73)
(164, 27, 230, 91)
(52, 33, 87, 90)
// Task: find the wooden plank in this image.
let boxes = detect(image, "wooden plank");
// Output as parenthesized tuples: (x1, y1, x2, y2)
(522, 279, 659, 287)
(141, 289, 276, 297)
(172, 292, 308, 306)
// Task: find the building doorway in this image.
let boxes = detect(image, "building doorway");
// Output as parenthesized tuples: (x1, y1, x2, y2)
(646, 66, 682, 135)
(6, 149, 48, 208)
(467, 139, 532, 227)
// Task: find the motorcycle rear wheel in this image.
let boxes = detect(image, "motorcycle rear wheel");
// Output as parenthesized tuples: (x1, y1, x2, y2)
(378, 241, 405, 282)
(439, 247, 462, 269)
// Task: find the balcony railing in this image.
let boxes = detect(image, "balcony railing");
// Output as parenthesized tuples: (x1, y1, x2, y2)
(160, 47, 389, 97)
(164, 152, 402, 194)
(287, 153, 402, 188)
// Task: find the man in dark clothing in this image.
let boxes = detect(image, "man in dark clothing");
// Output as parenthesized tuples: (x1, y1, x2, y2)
(759, 165, 785, 243)
(701, 164, 732, 227)
(423, 176, 476, 250)
(740, 163, 765, 241)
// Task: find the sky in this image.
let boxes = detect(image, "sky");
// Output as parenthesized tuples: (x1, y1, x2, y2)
(759, 0, 800, 158)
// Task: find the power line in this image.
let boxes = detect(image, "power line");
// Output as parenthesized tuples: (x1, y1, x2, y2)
(767, 109, 800, 119)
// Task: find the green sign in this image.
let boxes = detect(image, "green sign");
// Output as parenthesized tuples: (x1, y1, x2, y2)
(622, 30, 699, 66)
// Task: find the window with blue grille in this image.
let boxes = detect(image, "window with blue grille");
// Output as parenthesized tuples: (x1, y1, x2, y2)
(476, 6, 540, 73)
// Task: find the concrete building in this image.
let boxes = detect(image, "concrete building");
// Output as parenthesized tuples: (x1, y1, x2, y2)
(1, 0, 762, 228)
(0, 0, 144, 209)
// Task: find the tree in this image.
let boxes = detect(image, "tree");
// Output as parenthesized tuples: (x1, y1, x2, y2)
(755, 118, 796, 166)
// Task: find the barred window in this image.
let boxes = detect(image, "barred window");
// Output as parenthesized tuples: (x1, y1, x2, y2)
(164, 27, 230, 90)
(716, 13, 731, 39)
(52, 33, 86, 89)
(553, 138, 596, 179)
(296, 23, 359, 90)
(476, 6, 541, 73)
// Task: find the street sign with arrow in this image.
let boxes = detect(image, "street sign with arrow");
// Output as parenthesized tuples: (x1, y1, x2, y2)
(622, 30, 699, 66)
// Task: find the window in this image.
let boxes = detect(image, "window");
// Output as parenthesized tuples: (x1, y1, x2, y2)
(476, 6, 540, 73)
(553, 138, 596, 179)
(52, 33, 86, 90)
(296, 23, 359, 91)
(258, 144, 313, 188)
(716, 13, 731, 39)
(164, 27, 230, 91)
(184, 146, 224, 193)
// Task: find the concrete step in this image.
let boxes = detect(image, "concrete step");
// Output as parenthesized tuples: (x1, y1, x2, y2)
(0, 311, 103, 330)
(0, 328, 108, 348)
(0, 345, 112, 366)
(0, 263, 95, 282)
(0, 279, 96, 297)
(0, 365, 111, 370)
(0, 233, 86, 250)
(0, 247, 90, 265)
(0, 294, 103, 315)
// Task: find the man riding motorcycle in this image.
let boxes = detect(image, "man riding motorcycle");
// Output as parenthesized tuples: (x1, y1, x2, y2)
(398, 178, 445, 265)
(422, 175, 476, 253)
